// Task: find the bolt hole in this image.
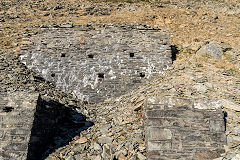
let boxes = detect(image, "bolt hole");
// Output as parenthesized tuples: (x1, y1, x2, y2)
(3, 107, 14, 113)
(51, 73, 55, 77)
(139, 72, 145, 78)
(98, 73, 104, 79)
(129, 53, 134, 57)
(88, 54, 94, 59)
(61, 53, 66, 57)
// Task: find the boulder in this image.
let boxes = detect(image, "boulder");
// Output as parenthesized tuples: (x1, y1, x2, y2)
(196, 42, 223, 59)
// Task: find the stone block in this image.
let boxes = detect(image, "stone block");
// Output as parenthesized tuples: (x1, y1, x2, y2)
(147, 141, 172, 151)
(148, 128, 172, 140)
(210, 120, 225, 132)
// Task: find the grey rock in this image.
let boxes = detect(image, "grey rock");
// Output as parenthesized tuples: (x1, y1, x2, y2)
(74, 154, 83, 159)
(219, 42, 232, 52)
(102, 144, 112, 159)
(137, 152, 147, 160)
(193, 83, 208, 93)
(93, 142, 102, 151)
(66, 155, 75, 160)
(99, 124, 112, 133)
(98, 136, 113, 144)
(60, 22, 74, 28)
(196, 42, 223, 59)
(94, 155, 102, 160)
(73, 145, 83, 153)
(232, 154, 240, 160)
(233, 127, 240, 135)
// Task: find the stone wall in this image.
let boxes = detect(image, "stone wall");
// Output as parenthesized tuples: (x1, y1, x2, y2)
(27, 96, 92, 160)
(0, 92, 92, 160)
(20, 25, 172, 103)
(0, 92, 38, 160)
(144, 97, 226, 160)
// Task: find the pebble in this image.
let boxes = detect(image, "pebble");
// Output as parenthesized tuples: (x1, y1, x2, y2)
(76, 137, 88, 144)
(193, 83, 208, 93)
(118, 153, 127, 160)
(94, 155, 102, 160)
(66, 155, 75, 160)
(98, 136, 113, 144)
(137, 152, 147, 160)
(93, 142, 102, 151)
(99, 124, 112, 133)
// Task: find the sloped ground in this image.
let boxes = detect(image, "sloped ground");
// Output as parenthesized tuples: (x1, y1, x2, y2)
(0, 0, 240, 159)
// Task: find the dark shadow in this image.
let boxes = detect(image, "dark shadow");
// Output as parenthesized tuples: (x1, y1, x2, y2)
(170, 45, 179, 62)
(224, 111, 227, 132)
(27, 96, 93, 160)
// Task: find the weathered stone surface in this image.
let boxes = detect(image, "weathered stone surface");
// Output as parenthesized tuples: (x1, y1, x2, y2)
(0, 92, 38, 160)
(144, 97, 226, 160)
(19, 25, 172, 103)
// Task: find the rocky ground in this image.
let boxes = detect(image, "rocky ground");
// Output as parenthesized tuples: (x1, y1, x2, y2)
(1, 0, 240, 159)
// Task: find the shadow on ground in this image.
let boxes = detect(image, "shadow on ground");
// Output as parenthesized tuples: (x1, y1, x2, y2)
(170, 45, 179, 61)
(27, 96, 93, 160)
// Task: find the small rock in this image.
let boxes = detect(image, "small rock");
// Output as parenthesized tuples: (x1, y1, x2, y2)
(135, 96, 145, 103)
(73, 145, 82, 153)
(213, 14, 218, 20)
(193, 84, 208, 93)
(137, 152, 147, 160)
(204, 82, 213, 89)
(139, 145, 146, 152)
(232, 154, 240, 160)
(194, 76, 207, 83)
(220, 42, 232, 52)
(94, 142, 102, 151)
(102, 144, 112, 159)
(196, 42, 223, 59)
(118, 153, 127, 160)
(98, 136, 113, 144)
(99, 124, 112, 133)
(66, 155, 75, 160)
(43, 13, 50, 16)
(74, 154, 83, 159)
(185, 42, 204, 51)
(94, 155, 102, 160)
(76, 137, 88, 144)
(134, 102, 143, 111)
(60, 22, 74, 28)
(221, 99, 240, 111)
